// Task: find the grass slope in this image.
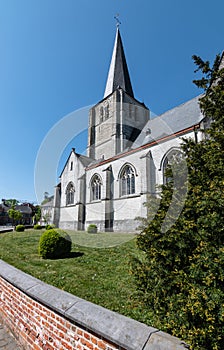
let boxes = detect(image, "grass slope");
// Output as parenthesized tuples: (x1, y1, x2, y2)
(0, 229, 148, 322)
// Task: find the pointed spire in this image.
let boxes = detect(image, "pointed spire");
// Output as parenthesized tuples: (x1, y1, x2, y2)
(104, 28, 134, 98)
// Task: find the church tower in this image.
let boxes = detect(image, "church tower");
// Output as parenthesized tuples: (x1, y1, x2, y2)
(87, 27, 149, 160)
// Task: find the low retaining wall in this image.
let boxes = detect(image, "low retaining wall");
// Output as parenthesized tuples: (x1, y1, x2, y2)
(0, 227, 13, 233)
(0, 260, 188, 350)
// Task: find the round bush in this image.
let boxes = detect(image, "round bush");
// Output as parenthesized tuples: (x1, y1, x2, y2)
(45, 224, 55, 230)
(87, 224, 97, 233)
(38, 229, 72, 259)
(16, 224, 25, 232)
(34, 224, 42, 230)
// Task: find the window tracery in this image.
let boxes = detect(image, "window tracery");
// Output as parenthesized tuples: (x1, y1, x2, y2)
(91, 174, 102, 201)
(162, 149, 183, 184)
(66, 182, 75, 205)
(120, 165, 135, 196)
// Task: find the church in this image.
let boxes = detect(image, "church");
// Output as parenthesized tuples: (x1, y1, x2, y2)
(51, 27, 206, 232)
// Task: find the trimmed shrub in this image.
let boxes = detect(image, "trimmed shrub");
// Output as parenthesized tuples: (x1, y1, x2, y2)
(16, 225, 25, 232)
(45, 224, 55, 230)
(34, 224, 42, 230)
(38, 229, 72, 259)
(87, 224, 97, 234)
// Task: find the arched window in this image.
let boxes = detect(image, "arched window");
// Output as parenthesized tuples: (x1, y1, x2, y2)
(91, 174, 102, 201)
(66, 182, 75, 205)
(162, 148, 183, 184)
(120, 164, 135, 196)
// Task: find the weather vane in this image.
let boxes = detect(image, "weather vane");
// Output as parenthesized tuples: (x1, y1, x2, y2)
(114, 14, 121, 28)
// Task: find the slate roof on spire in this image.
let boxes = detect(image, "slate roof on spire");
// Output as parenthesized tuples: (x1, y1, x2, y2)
(104, 28, 134, 98)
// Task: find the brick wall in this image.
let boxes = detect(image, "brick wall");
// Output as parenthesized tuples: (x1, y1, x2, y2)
(0, 260, 188, 350)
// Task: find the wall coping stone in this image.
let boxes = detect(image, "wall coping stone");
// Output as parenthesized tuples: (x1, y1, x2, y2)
(0, 259, 189, 350)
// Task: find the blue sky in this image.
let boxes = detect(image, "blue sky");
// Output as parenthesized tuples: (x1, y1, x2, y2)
(0, 0, 223, 204)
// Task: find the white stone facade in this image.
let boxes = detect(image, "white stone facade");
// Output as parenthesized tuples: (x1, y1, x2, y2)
(54, 121, 202, 232)
(52, 28, 205, 232)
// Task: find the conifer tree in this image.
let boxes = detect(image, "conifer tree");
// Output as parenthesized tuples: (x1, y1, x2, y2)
(132, 54, 224, 350)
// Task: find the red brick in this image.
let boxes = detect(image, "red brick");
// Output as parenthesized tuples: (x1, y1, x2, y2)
(1, 277, 122, 350)
(84, 332, 91, 340)
(43, 344, 54, 350)
(61, 339, 69, 347)
(97, 340, 107, 350)
(59, 331, 65, 339)
(63, 344, 73, 350)
(77, 329, 83, 336)
(65, 321, 71, 329)
(91, 336, 98, 345)
(57, 323, 67, 333)
(71, 324, 77, 333)
(81, 337, 94, 349)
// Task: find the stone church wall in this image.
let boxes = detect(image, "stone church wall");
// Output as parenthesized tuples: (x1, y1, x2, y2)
(85, 129, 196, 232)
(59, 205, 79, 230)
(85, 150, 152, 232)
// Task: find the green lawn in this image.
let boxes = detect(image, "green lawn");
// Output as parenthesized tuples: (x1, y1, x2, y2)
(0, 229, 149, 323)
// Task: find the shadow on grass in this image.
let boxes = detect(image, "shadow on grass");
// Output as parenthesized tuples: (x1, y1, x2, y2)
(68, 252, 84, 259)
(52, 252, 84, 260)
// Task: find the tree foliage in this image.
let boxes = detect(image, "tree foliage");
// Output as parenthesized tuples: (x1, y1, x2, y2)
(8, 204, 22, 228)
(33, 205, 41, 224)
(132, 54, 224, 350)
(41, 192, 53, 205)
(2, 198, 18, 207)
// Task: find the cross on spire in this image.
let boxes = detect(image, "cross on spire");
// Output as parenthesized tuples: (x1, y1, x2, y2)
(114, 14, 121, 28)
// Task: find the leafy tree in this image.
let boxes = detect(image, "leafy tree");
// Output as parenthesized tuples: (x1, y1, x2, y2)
(8, 204, 22, 228)
(42, 212, 51, 225)
(41, 192, 53, 205)
(132, 54, 224, 350)
(2, 198, 18, 207)
(33, 205, 41, 224)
